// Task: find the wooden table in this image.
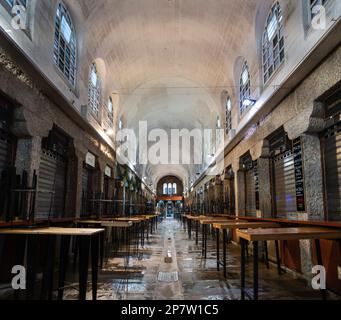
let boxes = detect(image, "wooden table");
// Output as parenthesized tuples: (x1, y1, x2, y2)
(200, 218, 233, 258)
(236, 227, 341, 300)
(0, 227, 104, 300)
(77, 220, 135, 266)
(213, 222, 280, 278)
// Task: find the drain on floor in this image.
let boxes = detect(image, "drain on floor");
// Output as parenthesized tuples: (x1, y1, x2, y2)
(157, 271, 179, 282)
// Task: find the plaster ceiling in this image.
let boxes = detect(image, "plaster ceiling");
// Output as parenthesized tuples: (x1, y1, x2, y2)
(73, 0, 260, 190)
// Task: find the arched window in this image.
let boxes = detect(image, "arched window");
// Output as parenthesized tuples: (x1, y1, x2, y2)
(225, 97, 232, 135)
(118, 117, 123, 130)
(216, 116, 221, 129)
(168, 183, 172, 195)
(163, 183, 168, 195)
(107, 97, 113, 128)
(262, 2, 284, 84)
(54, 3, 76, 87)
(88, 63, 101, 117)
(239, 62, 251, 116)
(173, 183, 177, 195)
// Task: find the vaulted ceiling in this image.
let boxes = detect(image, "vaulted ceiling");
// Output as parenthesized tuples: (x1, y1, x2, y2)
(72, 0, 262, 191)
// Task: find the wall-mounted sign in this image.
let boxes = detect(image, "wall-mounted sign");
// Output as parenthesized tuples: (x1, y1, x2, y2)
(86, 152, 96, 168)
(105, 165, 112, 178)
(293, 138, 305, 212)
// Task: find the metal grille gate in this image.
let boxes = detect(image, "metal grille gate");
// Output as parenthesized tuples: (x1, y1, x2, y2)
(243, 155, 258, 217)
(35, 129, 69, 220)
(272, 150, 296, 218)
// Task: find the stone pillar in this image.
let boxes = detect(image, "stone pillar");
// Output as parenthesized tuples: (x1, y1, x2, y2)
(284, 102, 325, 280)
(232, 160, 245, 217)
(97, 158, 106, 194)
(300, 133, 324, 220)
(14, 136, 42, 184)
(250, 141, 272, 218)
(74, 148, 86, 218)
(257, 157, 272, 218)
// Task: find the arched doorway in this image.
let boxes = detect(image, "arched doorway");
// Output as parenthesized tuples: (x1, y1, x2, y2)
(166, 201, 174, 219)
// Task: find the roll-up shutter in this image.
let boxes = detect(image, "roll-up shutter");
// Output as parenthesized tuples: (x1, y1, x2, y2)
(36, 129, 69, 220)
(81, 157, 97, 217)
(269, 128, 305, 218)
(324, 123, 341, 219)
(272, 150, 296, 218)
(35, 150, 67, 220)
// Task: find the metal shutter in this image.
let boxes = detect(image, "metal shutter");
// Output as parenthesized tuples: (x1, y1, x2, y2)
(81, 166, 89, 216)
(273, 150, 296, 218)
(324, 120, 341, 220)
(0, 127, 11, 173)
(35, 149, 67, 220)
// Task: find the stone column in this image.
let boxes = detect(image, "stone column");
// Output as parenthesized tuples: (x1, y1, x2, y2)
(284, 102, 325, 280)
(250, 141, 272, 218)
(12, 106, 52, 183)
(74, 148, 86, 218)
(300, 133, 324, 220)
(257, 157, 272, 218)
(14, 136, 42, 184)
(232, 160, 245, 218)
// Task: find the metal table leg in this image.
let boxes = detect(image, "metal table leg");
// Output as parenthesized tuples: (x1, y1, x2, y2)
(78, 236, 90, 300)
(240, 239, 246, 301)
(216, 229, 220, 271)
(253, 241, 259, 300)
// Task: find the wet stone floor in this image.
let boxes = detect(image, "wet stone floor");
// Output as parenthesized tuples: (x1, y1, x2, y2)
(64, 219, 340, 300)
(0, 219, 339, 300)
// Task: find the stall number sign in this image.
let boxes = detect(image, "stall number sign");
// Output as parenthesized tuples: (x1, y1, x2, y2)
(105, 166, 112, 178)
(86, 152, 96, 168)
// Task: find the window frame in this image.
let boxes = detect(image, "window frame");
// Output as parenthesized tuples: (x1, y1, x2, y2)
(88, 63, 101, 119)
(163, 183, 168, 195)
(107, 97, 114, 129)
(239, 62, 251, 116)
(168, 183, 172, 195)
(53, 2, 77, 88)
(225, 96, 232, 135)
(173, 183, 177, 195)
(262, 1, 285, 85)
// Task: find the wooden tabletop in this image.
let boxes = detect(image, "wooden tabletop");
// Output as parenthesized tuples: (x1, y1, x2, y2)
(187, 215, 209, 221)
(77, 220, 103, 225)
(0, 227, 104, 236)
(200, 218, 232, 225)
(101, 221, 133, 228)
(115, 217, 144, 223)
(236, 227, 341, 242)
(213, 221, 279, 230)
(78, 220, 133, 228)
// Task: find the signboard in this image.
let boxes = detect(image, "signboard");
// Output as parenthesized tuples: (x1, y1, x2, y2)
(85, 152, 96, 168)
(293, 138, 305, 212)
(105, 165, 112, 178)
